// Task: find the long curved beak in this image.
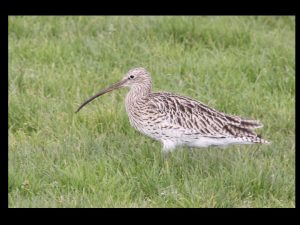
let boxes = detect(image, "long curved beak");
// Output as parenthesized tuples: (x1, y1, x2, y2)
(75, 79, 127, 113)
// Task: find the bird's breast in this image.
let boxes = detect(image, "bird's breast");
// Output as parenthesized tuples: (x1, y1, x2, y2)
(124, 99, 167, 139)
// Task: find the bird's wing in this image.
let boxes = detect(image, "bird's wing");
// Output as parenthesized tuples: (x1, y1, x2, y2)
(148, 92, 262, 138)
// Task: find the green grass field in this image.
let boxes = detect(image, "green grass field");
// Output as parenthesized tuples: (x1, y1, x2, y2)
(8, 16, 295, 208)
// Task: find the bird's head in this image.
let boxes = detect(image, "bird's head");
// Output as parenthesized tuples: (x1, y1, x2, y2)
(122, 67, 151, 88)
(75, 67, 151, 113)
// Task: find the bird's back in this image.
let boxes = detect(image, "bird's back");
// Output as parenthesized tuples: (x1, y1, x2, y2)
(126, 91, 269, 149)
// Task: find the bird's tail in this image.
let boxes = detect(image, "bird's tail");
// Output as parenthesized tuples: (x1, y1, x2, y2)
(224, 123, 270, 144)
(225, 114, 263, 130)
(240, 119, 263, 129)
(239, 119, 270, 144)
(249, 135, 271, 144)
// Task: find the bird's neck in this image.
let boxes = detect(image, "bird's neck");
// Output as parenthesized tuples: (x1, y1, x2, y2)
(125, 82, 152, 129)
(126, 83, 152, 105)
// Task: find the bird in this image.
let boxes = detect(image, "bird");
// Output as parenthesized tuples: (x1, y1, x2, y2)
(76, 67, 270, 153)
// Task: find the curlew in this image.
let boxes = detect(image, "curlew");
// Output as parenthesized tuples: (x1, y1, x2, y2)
(76, 67, 270, 153)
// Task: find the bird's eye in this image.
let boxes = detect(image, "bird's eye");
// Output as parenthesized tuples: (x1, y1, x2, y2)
(130, 75, 134, 79)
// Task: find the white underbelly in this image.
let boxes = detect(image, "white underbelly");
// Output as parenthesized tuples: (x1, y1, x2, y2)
(134, 124, 253, 149)
(187, 137, 253, 148)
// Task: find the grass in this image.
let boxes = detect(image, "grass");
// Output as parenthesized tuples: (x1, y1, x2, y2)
(8, 16, 295, 208)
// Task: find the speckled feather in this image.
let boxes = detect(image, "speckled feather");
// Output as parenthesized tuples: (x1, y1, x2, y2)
(77, 67, 270, 152)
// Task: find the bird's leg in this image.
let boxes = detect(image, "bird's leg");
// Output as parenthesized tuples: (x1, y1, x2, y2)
(161, 149, 171, 160)
(188, 146, 195, 157)
(161, 148, 170, 161)
(161, 141, 176, 160)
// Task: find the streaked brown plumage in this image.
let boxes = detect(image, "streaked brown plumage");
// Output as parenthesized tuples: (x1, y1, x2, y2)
(76, 67, 270, 153)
